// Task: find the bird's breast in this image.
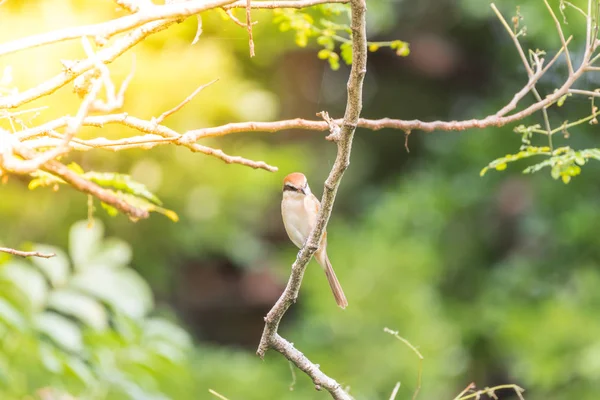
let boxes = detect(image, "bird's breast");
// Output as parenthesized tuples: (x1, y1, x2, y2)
(282, 194, 313, 249)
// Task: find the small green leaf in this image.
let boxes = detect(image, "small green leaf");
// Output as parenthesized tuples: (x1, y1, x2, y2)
(368, 43, 380, 52)
(327, 52, 340, 70)
(36, 312, 83, 353)
(82, 172, 161, 205)
(69, 220, 104, 270)
(71, 267, 153, 319)
(67, 162, 85, 175)
(1, 261, 48, 312)
(316, 35, 334, 50)
(557, 93, 570, 107)
(30, 245, 69, 287)
(340, 42, 353, 65)
(295, 31, 308, 47)
(0, 298, 27, 331)
(318, 49, 331, 59)
(47, 289, 108, 330)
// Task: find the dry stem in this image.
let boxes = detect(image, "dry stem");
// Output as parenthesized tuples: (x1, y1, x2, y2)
(255, 0, 366, 398)
(0, 247, 55, 258)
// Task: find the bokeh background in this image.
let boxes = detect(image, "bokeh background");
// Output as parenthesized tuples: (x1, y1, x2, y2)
(1, 0, 600, 399)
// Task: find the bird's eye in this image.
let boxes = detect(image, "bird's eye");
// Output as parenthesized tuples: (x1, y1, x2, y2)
(283, 184, 299, 192)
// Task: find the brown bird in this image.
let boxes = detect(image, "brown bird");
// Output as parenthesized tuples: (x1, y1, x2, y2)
(280, 172, 348, 309)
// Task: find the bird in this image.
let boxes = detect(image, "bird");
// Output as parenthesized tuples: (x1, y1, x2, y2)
(281, 172, 348, 309)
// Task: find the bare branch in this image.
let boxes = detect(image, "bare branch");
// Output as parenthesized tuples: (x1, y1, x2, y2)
(246, 0, 255, 57)
(0, 0, 347, 59)
(13, 143, 149, 219)
(113, 0, 152, 13)
(18, 113, 277, 171)
(223, 0, 348, 9)
(0, 0, 236, 59)
(0, 247, 55, 258)
(0, 20, 171, 109)
(153, 78, 218, 125)
(384, 328, 423, 400)
(255, 0, 366, 398)
(570, 88, 600, 97)
(544, 0, 574, 75)
(455, 384, 525, 400)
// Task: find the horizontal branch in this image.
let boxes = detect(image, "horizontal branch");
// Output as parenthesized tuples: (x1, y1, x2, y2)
(270, 334, 350, 398)
(0, 247, 55, 258)
(18, 113, 277, 171)
(0, 19, 172, 109)
(224, 0, 347, 9)
(0, 0, 346, 59)
(255, 0, 366, 398)
(0, 0, 236, 58)
(8, 141, 149, 220)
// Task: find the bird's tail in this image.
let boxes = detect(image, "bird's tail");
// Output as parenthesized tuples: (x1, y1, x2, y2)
(317, 252, 348, 309)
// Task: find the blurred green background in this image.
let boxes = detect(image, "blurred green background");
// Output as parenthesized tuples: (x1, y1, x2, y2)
(1, 0, 600, 399)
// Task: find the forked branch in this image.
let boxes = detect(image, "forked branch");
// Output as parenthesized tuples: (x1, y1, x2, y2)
(255, 0, 366, 398)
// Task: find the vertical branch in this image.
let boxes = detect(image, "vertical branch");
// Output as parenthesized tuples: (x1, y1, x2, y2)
(255, 0, 367, 399)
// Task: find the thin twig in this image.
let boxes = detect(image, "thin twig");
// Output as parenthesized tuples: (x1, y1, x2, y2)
(153, 78, 219, 125)
(246, 0, 255, 57)
(0, 247, 55, 258)
(456, 384, 525, 400)
(0, 0, 347, 59)
(452, 382, 476, 400)
(570, 88, 600, 97)
(389, 382, 401, 400)
(208, 389, 230, 400)
(544, 0, 574, 75)
(255, 0, 367, 399)
(384, 328, 423, 400)
(18, 113, 277, 171)
(288, 360, 297, 391)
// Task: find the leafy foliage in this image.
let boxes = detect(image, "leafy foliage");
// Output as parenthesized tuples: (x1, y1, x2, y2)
(29, 163, 178, 221)
(0, 220, 191, 399)
(272, 5, 409, 70)
(481, 121, 600, 184)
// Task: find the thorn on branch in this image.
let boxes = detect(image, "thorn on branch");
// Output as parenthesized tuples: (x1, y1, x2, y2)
(317, 111, 342, 141)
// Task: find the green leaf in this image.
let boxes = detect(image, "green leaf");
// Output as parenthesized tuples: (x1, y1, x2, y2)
(30, 245, 70, 287)
(327, 52, 340, 70)
(39, 342, 64, 374)
(318, 49, 331, 60)
(391, 40, 410, 57)
(69, 220, 104, 270)
(1, 261, 48, 312)
(82, 172, 161, 205)
(47, 289, 108, 330)
(295, 31, 308, 47)
(101, 202, 119, 217)
(95, 237, 133, 268)
(368, 43, 380, 52)
(71, 267, 153, 319)
(316, 35, 334, 50)
(106, 191, 179, 222)
(340, 42, 353, 65)
(63, 355, 95, 384)
(0, 297, 27, 331)
(144, 318, 192, 349)
(36, 312, 83, 353)
(557, 93, 570, 107)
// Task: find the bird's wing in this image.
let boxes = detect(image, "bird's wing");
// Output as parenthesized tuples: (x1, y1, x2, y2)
(304, 193, 327, 248)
